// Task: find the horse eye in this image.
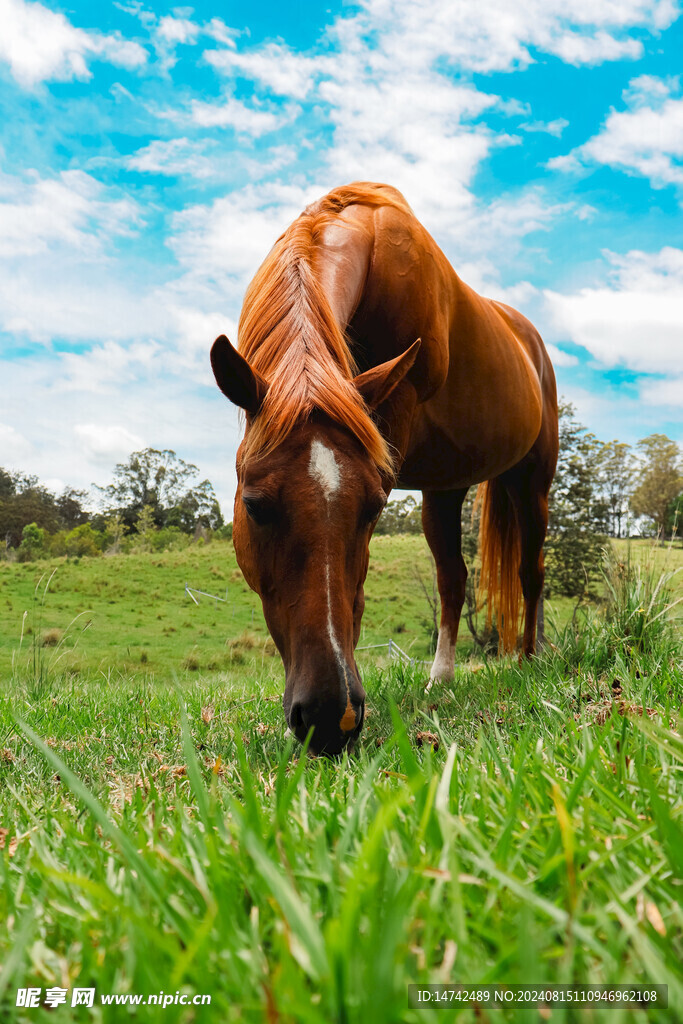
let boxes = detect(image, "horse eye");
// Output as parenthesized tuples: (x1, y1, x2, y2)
(365, 494, 387, 525)
(243, 495, 276, 525)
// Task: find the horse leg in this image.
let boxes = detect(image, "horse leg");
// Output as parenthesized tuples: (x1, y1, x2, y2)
(421, 488, 469, 683)
(500, 464, 551, 657)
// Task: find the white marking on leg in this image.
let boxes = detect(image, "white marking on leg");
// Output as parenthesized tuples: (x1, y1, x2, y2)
(429, 625, 455, 686)
(309, 439, 341, 499)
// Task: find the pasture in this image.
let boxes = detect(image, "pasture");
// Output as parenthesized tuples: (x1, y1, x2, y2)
(0, 537, 682, 1022)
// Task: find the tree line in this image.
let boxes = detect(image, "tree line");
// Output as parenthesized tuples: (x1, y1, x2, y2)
(1, 448, 226, 561)
(3, 407, 681, 585)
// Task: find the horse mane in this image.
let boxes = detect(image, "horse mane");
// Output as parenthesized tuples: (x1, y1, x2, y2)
(237, 182, 413, 474)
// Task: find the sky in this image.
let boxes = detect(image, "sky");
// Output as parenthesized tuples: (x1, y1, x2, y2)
(1, 0, 682, 517)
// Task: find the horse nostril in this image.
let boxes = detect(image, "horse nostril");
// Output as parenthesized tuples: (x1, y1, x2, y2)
(289, 702, 304, 733)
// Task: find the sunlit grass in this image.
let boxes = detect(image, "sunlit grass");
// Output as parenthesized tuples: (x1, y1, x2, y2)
(0, 542, 681, 1021)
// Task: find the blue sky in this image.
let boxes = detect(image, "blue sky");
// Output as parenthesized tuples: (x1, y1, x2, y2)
(1, 0, 682, 514)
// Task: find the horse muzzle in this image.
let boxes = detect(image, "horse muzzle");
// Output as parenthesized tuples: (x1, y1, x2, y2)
(286, 681, 365, 756)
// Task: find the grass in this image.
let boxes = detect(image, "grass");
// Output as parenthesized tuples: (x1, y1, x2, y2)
(6, 534, 673, 682)
(0, 538, 681, 1021)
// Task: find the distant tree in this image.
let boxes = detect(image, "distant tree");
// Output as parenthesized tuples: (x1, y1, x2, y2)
(0, 468, 15, 501)
(595, 440, 636, 537)
(56, 488, 90, 531)
(134, 504, 158, 550)
(0, 471, 60, 549)
(104, 513, 127, 553)
(664, 492, 683, 537)
(96, 448, 223, 534)
(165, 479, 224, 533)
(374, 494, 422, 535)
(630, 434, 682, 537)
(545, 401, 608, 599)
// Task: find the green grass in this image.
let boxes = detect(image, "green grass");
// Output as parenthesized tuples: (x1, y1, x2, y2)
(6, 533, 668, 682)
(0, 539, 681, 1022)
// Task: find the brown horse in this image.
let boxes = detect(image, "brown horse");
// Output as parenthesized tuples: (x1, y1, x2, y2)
(211, 182, 558, 755)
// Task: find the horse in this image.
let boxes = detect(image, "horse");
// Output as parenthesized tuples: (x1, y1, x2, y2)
(211, 182, 558, 755)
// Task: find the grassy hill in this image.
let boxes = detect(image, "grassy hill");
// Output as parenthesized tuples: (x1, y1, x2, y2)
(5, 534, 679, 686)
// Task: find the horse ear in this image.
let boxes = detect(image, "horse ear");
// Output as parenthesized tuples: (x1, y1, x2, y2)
(210, 335, 268, 416)
(353, 338, 421, 410)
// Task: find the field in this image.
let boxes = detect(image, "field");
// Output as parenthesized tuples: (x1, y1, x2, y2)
(0, 537, 682, 1022)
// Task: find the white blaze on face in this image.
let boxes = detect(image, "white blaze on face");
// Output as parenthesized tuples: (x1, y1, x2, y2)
(308, 439, 341, 501)
(308, 438, 355, 730)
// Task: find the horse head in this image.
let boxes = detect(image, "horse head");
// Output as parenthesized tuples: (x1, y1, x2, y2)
(211, 334, 419, 755)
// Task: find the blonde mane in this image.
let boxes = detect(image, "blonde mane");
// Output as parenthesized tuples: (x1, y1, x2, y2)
(237, 182, 413, 474)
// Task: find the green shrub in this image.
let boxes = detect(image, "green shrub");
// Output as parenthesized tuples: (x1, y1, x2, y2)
(17, 523, 48, 562)
(602, 541, 682, 659)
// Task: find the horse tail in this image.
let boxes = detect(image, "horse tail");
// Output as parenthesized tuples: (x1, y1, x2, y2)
(476, 477, 522, 653)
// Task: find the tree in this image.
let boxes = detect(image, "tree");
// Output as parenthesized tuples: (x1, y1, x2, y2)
(165, 479, 224, 533)
(374, 494, 422, 535)
(134, 504, 158, 551)
(545, 401, 608, 599)
(0, 471, 60, 549)
(56, 488, 90, 531)
(665, 492, 683, 537)
(104, 513, 126, 553)
(595, 440, 636, 537)
(0, 469, 15, 501)
(97, 449, 223, 534)
(630, 434, 682, 537)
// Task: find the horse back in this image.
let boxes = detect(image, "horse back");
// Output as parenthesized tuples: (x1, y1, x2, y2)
(311, 195, 555, 488)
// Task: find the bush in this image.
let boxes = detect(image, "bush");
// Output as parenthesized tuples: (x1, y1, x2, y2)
(50, 524, 103, 559)
(546, 543, 682, 676)
(17, 523, 48, 561)
(149, 526, 190, 553)
(601, 542, 682, 660)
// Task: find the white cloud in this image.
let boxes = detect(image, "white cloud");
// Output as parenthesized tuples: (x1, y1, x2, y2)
(640, 376, 683, 407)
(74, 423, 143, 461)
(127, 138, 222, 179)
(521, 118, 569, 136)
(58, 340, 161, 393)
(118, 6, 237, 73)
(0, 421, 33, 464)
(0, 0, 146, 88)
(205, 43, 327, 99)
(0, 168, 147, 346)
(549, 29, 642, 65)
(318, 74, 505, 223)
(340, 0, 676, 75)
(156, 15, 199, 46)
(194, 0, 635, 257)
(545, 343, 579, 367)
(548, 75, 683, 191)
(544, 246, 683, 374)
(167, 180, 320, 289)
(0, 168, 141, 259)
(188, 96, 290, 135)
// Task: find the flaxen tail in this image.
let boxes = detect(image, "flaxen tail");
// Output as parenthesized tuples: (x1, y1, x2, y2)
(476, 478, 522, 653)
